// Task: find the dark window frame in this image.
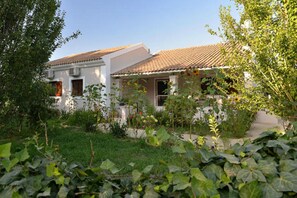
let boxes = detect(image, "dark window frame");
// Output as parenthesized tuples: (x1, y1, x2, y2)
(49, 81, 62, 97)
(71, 79, 83, 96)
(156, 79, 169, 106)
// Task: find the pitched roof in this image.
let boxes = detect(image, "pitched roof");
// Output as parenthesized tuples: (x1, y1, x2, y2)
(48, 45, 130, 66)
(112, 43, 229, 76)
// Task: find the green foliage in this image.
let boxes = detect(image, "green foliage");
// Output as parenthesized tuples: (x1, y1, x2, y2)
(220, 104, 256, 138)
(210, 0, 297, 121)
(165, 94, 198, 128)
(1, 124, 297, 197)
(0, 0, 80, 132)
(83, 83, 108, 124)
(67, 110, 97, 132)
(145, 127, 171, 147)
(109, 122, 127, 138)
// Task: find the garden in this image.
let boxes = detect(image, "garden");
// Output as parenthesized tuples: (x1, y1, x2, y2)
(1, 0, 297, 197)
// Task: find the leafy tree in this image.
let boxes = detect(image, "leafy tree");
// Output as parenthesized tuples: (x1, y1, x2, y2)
(210, 0, 297, 121)
(0, 0, 79, 131)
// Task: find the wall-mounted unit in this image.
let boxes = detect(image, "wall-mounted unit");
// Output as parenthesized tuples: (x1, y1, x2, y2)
(45, 69, 55, 79)
(69, 67, 80, 77)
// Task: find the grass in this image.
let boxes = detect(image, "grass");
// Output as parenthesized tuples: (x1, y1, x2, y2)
(1, 119, 183, 172)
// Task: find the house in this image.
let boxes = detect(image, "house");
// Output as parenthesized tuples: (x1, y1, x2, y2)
(111, 43, 281, 125)
(111, 43, 229, 107)
(47, 42, 281, 125)
(46, 43, 151, 111)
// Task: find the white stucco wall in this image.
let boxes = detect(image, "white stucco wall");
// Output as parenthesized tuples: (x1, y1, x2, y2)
(110, 47, 152, 74)
(49, 43, 152, 111)
(103, 44, 151, 107)
(49, 64, 101, 111)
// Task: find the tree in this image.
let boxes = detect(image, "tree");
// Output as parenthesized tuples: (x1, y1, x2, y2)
(210, 0, 297, 121)
(0, 0, 79, 131)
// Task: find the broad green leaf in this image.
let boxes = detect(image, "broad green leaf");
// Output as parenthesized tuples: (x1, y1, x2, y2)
(172, 144, 186, 154)
(58, 186, 69, 198)
(190, 168, 207, 181)
(2, 158, 19, 172)
(100, 183, 114, 197)
(260, 183, 282, 198)
(28, 159, 41, 170)
(24, 175, 43, 196)
(245, 144, 263, 153)
(12, 191, 22, 198)
(156, 127, 170, 142)
(168, 165, 182, 173)
(172, 173, 191, 191)
(56, 175, 65, 185)
(191, 177, 219, 197)
(271, 172, 297, 193)
(279, 160, 297, 172)
(253, 131, 277, 142)
(100, 159, 115, 170)
(239, 181, 262, 198)
(258, 160, 278, 177)
(0, 189, 13, 198)
(242, 158, 258, 169)
(160, 183, 170, 192)
(0, 167, 22, 185)
(199, 148, 216, 163)
(224, 162, 241, 177)
(142, 165, 153, 174)
(203, 163, 225, 181)
(125, 192, 140, 198)
(231, 143, 244, 156)
(129, 162, 136, 167)
(236, 169, 266, 183)
(100, 159, 119, 173)
(147, 136, 160, 147)
(166, 173, 173, 183)
(15, 148, 30, 162)
(266, 140, 290, 154)
(46, 162, 60, 177)
(37, 187, 51, 197)
(143, 185, 159, 198)
(218, 152, 240, 164)
(0, 143, 11, 158)
(132, 170, 142, 183)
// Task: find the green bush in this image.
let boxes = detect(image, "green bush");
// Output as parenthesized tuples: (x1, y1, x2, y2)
(110, 122, 127, 138)
(220, 106, 255, 138)
(67, 110, 97, 132)
(154, 110, 170, 127)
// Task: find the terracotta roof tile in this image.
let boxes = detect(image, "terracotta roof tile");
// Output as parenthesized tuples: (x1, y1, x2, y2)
(112, 43, 230, 75)
(48, 45, 130, 66)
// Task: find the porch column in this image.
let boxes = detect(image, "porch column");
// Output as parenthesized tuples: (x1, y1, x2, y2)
(112, 78, 122, 98)
(112, 78, 126, 122)
(169, 75, 178, 95)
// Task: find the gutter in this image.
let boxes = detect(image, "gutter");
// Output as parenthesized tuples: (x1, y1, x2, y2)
(47, 59, 105, 71)
(111, 66, 231, 77)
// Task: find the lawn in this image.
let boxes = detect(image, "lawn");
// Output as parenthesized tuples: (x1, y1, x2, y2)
(1, 119, 183, 172)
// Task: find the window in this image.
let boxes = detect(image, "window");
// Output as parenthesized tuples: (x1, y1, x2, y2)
(49, 81, 62, 96)
(156, 79, 169, 106)
(201, 77, 215, 95)
(201, 77, 237, 95)
(71, 79, 83, 96)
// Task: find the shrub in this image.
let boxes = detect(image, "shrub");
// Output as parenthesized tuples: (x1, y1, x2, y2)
(220, 107, 255, 138)
(110, 122, 127, 138)
(67, 110, 97, 132)
(154, 110, 170, 127)
(164, 94, 198, 128)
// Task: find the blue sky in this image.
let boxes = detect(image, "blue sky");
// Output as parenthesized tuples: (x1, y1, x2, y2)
(51, 0, 236, 60)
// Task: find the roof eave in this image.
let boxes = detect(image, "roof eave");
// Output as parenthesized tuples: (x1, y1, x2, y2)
(111, 66, 230, 77)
